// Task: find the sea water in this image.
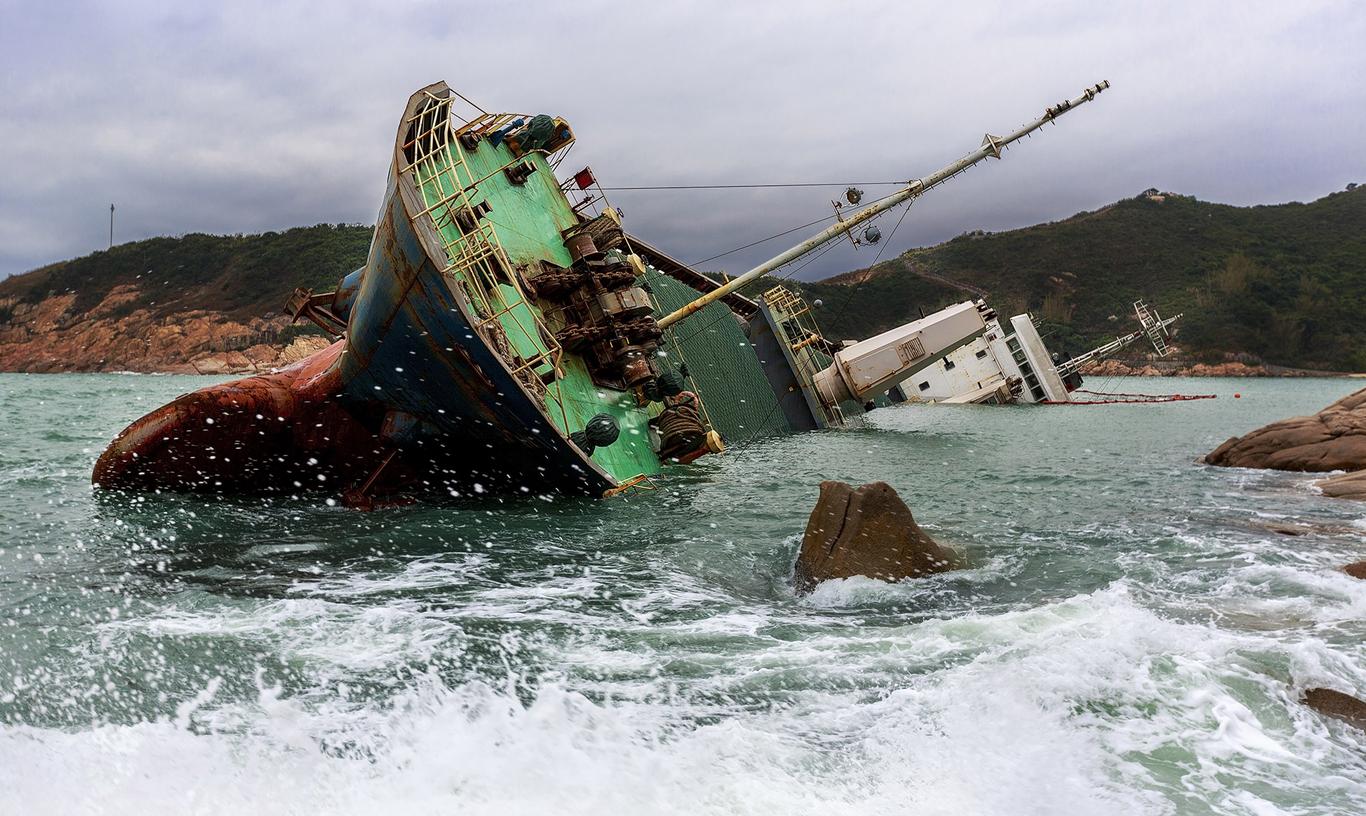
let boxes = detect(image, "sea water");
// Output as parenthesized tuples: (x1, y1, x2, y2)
(0, 373, 1362, 815)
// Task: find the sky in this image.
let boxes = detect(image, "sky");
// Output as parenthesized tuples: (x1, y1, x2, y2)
(1, 0, 1363, 283)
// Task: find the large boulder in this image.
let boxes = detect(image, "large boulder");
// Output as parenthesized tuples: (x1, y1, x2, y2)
(794, 481, 958, 593)
(1206, 387, 1366, 472)
(1303, 688, 1366, 731)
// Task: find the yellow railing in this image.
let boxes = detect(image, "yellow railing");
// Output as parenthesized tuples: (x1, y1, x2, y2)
(402, 90, 564, 402)
(763, 285, 845, 425)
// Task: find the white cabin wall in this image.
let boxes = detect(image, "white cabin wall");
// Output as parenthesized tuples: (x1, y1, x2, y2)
(1009, 314, 1069, 402)
(898, 316, 1016, 402)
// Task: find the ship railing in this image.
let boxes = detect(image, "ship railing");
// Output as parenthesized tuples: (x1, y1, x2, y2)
(402, 90, 566, 415)
(762, 285, 845, 426)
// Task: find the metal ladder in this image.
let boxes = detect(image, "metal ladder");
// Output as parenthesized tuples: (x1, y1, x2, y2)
(1134, 300, 1170, 357)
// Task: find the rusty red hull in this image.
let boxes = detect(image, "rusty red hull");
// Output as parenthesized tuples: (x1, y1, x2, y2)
(92, 341, 402, 495)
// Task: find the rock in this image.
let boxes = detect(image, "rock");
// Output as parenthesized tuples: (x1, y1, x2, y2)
(1303, 688, 1366, 730)
(1318, 470, 1366, 501)
(189, 353, 232, 375)
(1081, 359, 1135, 377)
(1187, 361, 1269, 377)
(0, 283, 306, 373)
(1206, 387, 1366, 473)
(243, 343, 280, 365)
(1079, 359, 1273, 377)
(1342, 561, 1366, 579)
(1262, 522, 1309, 536)
(794, 480, 958, 593)
(278, 335, 333, 365)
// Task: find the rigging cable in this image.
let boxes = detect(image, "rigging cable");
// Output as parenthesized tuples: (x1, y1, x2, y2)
(662, 189, 909, 349)
(600, 181, 906, 191)
(826, 199, 916, 329)
(690, 214, 838, 267)
(687, 188, 906, 267)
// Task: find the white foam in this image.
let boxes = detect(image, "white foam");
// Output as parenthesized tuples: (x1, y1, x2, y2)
(7, 585, 1363, 815)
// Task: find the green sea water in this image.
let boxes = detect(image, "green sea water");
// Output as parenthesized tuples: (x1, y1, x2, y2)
(1, 373, 1363, 815)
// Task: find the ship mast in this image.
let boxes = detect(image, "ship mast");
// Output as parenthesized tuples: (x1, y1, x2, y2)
(1054, 301, 1182, 379)
(656, 80, 1111, 330)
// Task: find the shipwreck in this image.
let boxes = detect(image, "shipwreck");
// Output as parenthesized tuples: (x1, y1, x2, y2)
(93, 80, 1110, 502)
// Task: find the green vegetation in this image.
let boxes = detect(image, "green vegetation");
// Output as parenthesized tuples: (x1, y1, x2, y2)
(798, 186, 1366, 371)
(2, 187, 1362, 370)
(0, 224, 370, 321)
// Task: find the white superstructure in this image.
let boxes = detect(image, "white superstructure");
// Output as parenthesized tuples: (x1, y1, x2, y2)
(895, 301, 1181, 404)
(812, 301, 992, 408)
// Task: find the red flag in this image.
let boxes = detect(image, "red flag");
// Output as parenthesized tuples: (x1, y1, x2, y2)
(573, 168, 595, 190)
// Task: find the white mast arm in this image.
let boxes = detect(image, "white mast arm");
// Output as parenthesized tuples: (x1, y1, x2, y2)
(1054, 313, 1182, 379)
(655, 80, 1111, 330)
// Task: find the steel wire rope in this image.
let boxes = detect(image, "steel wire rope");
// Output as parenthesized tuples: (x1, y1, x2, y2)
(640, 188, 912, 355)
(825, 199, 915, 330)
(600, 181, 906, 191)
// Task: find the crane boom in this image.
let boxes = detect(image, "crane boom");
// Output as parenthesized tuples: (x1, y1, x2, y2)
(656, 80, 1111, 330)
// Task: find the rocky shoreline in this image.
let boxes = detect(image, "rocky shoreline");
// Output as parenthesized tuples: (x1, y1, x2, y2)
(0, 284, 332, 375)
(1206, 387, 1366, 500)
(1081, 359, 1361, 378)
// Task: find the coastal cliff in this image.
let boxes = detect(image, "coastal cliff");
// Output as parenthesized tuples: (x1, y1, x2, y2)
(0, 284, 331, 374)
(0, 224, 360, 374)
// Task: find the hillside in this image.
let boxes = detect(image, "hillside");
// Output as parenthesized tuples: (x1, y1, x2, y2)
(0, 188, 1362, 373)
(0, 225, 367, 372)
(0, 224, 369, 323)
(800, 186, 1366, 372)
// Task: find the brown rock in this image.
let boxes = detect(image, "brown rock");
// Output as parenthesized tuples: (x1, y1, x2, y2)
(1081, 359, 1135, 377)
(1342, 561, 1366, 579)
(278, 335, 333, 365)
(1206, 387, 1366, 473)
(1188, 361, 1268, 377)
(794, 481, 959, 593)
(0, 284, 302, 373)
(243, 343, 280, 365)
(189, 353, 232, 375)
(1303, 688, 1366, 730)
(1318, 470, 1366, 501)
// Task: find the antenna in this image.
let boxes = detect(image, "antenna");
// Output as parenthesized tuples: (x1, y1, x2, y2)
(109, 204, 115, 249)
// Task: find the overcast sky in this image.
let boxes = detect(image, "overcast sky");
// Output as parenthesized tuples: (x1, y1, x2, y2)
(1, 0, 1363, 283)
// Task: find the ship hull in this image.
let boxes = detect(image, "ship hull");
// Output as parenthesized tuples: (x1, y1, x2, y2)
(92, 81, 793, 501)
(93, 85, 618, 499)
(93, 174, 614, 499)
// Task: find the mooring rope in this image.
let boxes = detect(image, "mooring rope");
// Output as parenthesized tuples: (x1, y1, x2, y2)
(1044, 389, 1217, 405)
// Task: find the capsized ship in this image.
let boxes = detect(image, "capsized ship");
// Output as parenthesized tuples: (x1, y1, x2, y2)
(893, 300, 1182, 404)
(93, 80, 1109, 502)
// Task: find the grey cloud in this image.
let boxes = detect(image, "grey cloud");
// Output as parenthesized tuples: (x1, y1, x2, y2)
(1, 0, 1363, 282)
